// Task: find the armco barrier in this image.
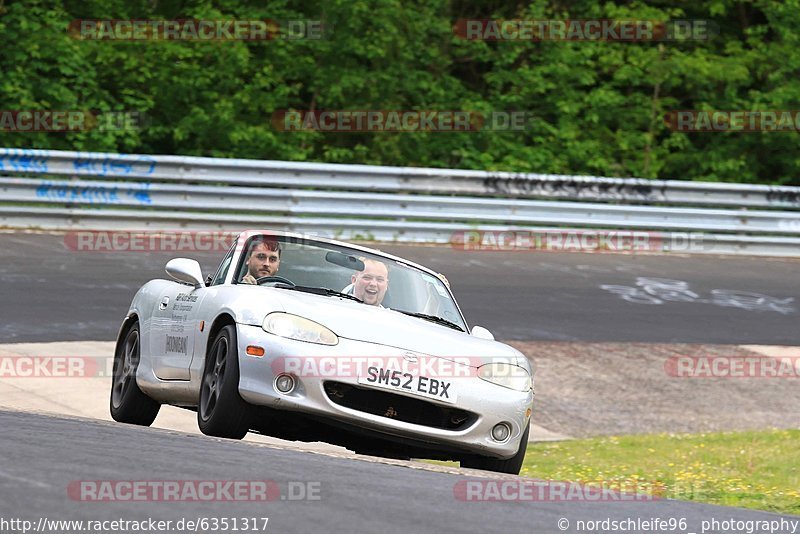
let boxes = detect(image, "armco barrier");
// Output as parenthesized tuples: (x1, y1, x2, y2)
(1, 147, 799, 256)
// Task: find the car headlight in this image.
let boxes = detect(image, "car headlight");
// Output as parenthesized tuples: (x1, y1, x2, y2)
(477, 362, 531, 392)
(262, 313, 338, 345)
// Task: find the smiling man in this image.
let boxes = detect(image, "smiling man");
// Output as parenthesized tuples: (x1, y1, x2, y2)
(241, 239, 281, 284)
(351, 258, 389, 306)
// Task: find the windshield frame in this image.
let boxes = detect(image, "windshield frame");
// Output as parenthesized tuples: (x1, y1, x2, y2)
(225, 231, 470, 331)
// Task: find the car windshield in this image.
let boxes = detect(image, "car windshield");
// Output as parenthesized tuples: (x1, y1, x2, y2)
(234, 234, 467, 331)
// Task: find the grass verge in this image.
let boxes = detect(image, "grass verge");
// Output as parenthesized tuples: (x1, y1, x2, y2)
(520, 429, 799, 515)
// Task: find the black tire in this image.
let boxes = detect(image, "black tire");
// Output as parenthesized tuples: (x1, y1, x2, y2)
(460, 423, 530, 474)
(197, 325, 252, 439)
(110, 322, 160, 425)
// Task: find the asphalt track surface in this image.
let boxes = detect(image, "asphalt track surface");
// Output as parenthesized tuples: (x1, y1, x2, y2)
(2, 232, 799, 532)
(1, 232, 799, 344)
(1, 410, 796, 534)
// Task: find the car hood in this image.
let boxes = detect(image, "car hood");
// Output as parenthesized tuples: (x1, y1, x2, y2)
(260, 289, 522, 366)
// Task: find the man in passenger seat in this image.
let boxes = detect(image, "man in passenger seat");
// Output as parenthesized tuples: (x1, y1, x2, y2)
(350, 259, 389, 306)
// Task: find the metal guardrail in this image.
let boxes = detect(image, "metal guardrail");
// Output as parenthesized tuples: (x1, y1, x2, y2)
(3, 148, 800, 207)
(1, 147, 800, 256)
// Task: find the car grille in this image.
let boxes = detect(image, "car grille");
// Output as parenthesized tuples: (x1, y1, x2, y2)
(323, 381, 476, 431)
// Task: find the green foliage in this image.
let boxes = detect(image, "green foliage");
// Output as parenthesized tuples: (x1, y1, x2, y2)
(1, 0, 798, 184)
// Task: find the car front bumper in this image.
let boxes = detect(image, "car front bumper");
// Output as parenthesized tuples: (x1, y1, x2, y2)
(236, 324, 533, 459)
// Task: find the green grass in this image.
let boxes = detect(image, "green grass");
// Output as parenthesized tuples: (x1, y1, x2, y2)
(519, 429, 800, 515)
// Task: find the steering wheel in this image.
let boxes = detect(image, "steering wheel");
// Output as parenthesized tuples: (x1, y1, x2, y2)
(256, 275, 296, 287)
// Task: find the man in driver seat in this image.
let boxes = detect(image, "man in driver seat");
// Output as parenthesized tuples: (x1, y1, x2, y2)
(240, 239, 281, 284)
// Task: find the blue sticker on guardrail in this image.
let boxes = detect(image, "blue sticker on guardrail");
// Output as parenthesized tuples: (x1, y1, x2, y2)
(0, 148, 50, 173)
(35, 181, 152, 205)
(72, 154, 156, 176)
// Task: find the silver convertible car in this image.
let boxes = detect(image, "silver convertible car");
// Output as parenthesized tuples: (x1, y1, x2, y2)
(110, 231, 534, 474)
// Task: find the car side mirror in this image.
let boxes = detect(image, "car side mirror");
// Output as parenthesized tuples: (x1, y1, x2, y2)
(165, 258, 204, 288)
(471, 325, 495, 340)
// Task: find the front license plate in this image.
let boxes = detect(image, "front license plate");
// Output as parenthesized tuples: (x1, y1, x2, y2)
(357, 366, 457, 404)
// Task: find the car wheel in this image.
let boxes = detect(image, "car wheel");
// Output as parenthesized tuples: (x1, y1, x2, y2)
(460, 423, 530, 475)
(110, 321, 160, 425)
(198, 325, 252, 439)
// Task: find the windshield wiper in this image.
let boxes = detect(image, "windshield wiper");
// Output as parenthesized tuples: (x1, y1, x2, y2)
(273, 284, 364, 303)
(393, 310, 465, 332)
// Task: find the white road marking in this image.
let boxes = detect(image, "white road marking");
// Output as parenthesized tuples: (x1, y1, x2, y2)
(0, 469, 52, 489)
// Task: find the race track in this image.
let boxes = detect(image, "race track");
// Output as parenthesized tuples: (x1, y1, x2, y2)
(1, 410, 795, 534)
(2, 233, 799, 344)
(1, 232, 798, 533)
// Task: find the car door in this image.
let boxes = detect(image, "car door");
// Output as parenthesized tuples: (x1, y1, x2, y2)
(149, 282, 207, 380)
